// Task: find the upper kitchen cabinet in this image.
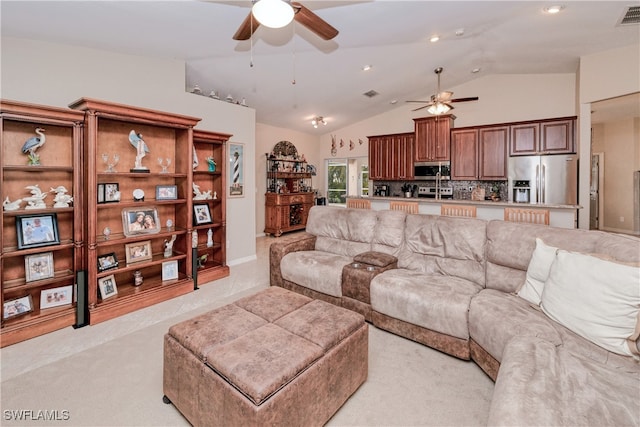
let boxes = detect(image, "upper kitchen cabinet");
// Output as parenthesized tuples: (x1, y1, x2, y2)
(451, 125, 508, 181)
(510, 117, 576, 156)
(414, 115, 455, 162)
(368, 132, 414, 180)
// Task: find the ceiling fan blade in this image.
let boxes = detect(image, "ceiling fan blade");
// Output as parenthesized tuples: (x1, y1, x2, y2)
(412, 105, 431, 112)
(406, 100, 431, 104)
(292, 2, 339, 40)
(450, 96, 479, 103)
(233, 12, 259, 41)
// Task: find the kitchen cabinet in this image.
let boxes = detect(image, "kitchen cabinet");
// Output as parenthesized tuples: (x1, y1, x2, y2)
(413, 115, 454, 162)
(1, 100, 85, 347)
(451, 125, 508, 180)
(368, 132, 414, 180)
(510, 117, 575, 156)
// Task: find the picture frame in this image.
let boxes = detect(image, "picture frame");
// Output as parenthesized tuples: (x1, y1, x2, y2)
(25, 252, 55, 282)
(104, 183, 120, 203)
(122, 207, 160, 237)
(16, 213, 60, 250)
(3, 295, 33, 320)
(125, 240, 152, 264)
(228, 142, 244, 198)
(97, 252, 119, 272)
(40, 285, 73, 309)
(162, 260, 179, 281)
(193, 203, 212, 225)
(156, 185, 178, 201)
(98, 275, 118, 300)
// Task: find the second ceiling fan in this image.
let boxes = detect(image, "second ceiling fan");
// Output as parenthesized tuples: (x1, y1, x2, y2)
(407, 67, 479, 114)
(233, 0, 339, 41)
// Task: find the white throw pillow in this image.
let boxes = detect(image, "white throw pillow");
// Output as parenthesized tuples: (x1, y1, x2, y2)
(517, 238, 558, 305)
(540, 249, 640, 357)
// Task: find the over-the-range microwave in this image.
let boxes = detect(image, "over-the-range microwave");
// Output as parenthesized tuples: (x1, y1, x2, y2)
(414, 161, 451, 180)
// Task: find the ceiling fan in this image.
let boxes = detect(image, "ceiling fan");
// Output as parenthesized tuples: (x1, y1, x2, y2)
(233, 0, 339, 41)
(407, 67, 479, 114)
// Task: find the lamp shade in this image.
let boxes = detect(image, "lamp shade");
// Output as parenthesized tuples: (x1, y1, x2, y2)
(427, 102, 453, 115)
(252, 0, 295, 29)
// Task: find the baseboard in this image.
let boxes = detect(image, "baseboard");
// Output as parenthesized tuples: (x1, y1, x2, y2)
(228, 254, 258, 266)
(600, 226, 640, 236)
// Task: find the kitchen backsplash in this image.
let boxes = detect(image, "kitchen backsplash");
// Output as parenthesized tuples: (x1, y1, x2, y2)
(374, 180, 509, 201)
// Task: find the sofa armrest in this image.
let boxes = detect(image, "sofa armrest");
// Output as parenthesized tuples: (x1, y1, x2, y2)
(269, 232, 317, 287)
(353, 251, 398, 269)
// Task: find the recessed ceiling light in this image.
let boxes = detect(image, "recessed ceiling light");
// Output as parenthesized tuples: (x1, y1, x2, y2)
(390, 100, 398, 105)
(362, 65, 372, 71)
(543, 5, 565, 14)
(430, 35, 440, 43)
(471, 68, 481, 74)
(455, 28, 465, 37)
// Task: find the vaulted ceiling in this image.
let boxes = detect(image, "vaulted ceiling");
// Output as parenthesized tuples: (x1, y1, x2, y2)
(2, 1, 638, 133)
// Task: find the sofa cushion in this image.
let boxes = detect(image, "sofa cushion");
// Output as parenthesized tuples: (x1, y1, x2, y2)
(306, 206, 377, 257)
(353, 251, 397, 268)
(370, 209, 407, 256)
(540, 250, 640, 358)
(398, 214, 487, 288)
(517, 238, 558, 306)
(280, 250, 351, 297)
(488, 335, 640, 427)
(469, 289, 562, 363)
(371, 269, 482, 340)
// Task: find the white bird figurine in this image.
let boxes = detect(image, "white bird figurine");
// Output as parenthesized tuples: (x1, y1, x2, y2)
(3, 197, 22, 211)
(21, 127, 46, 165)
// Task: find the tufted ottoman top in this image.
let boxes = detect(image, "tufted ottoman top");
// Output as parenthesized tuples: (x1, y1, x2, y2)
(168, 286, 365, 405)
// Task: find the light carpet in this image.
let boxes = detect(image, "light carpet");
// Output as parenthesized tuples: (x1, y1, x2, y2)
(1, 236, 494, 426)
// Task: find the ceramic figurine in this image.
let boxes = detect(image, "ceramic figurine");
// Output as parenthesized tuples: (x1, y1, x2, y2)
(164, 235, 177, 258)
(23, 185, 48, 209)
(207, 228, 213, 248)
(193, 183, 212, 200)
(3, 197, 22, 211)
(129, 130, 149, 172)
(166, 219, 174, 230)
(213, 191, 217, 200)
(197, 254, 208, 269)
(206, 156, 216, 172)
(51, 185, 73, 208)
(22, 127, 46, 165)
(193, 146, 199, 170)
(133, 270, 143, 286)
(192, 230, 198, 248)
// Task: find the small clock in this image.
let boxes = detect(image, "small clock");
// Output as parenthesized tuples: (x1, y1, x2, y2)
(133, 188, 145, 202)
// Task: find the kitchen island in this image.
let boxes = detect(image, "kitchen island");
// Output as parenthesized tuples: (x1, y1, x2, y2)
(347, 196, 581, 229)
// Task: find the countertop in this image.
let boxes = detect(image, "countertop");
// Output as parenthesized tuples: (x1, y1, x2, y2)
(350, 196, 581, 210)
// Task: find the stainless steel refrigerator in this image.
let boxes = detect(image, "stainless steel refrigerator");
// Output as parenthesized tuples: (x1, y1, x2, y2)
(508, 155, 578, 205)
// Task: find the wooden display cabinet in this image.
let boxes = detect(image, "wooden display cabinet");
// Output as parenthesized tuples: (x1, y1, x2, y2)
(192, 129, 231, 285)
(69, 98, 200, 325)
(1, 100, 85, 347)
(265, 155, 313, 237)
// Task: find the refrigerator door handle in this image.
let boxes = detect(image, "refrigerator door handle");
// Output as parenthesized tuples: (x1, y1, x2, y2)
(536, 164, 540, 203)
(541, 164, 546, 203)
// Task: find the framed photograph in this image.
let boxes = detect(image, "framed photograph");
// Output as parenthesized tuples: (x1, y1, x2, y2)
(162, 260, 179, 281)
(3, 295, 33, 320)
(97, 184, 105, 204)
(122, 207, 160, 237)
(25, 252, 54, 282)
(125, 240, 152, 264)
(98, 275, 118, 300)
(193, 203, 212, 225)
(97, 252, 119, 272)
(40, 285, 73, 309)
(229, 142, 244, 198)
(156, 185, 178, 200)
(104, 183, 120, 203)
(16, 214, 60, 250)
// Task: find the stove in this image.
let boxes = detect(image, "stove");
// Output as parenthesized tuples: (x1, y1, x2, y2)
(418, 186, 453, 199)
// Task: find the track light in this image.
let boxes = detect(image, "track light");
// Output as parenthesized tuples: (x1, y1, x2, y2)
(311, 116, 326, 128)
(252, 0, 295, 29)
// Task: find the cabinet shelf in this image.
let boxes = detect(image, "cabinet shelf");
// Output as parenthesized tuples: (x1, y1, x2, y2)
(2, 240, 75, 257)
(3, 165, 74, 173)
(3, 207, 74, 217)
(193, 170, 222, 177)
(2, 269, 74, 294)
(97, 199, 187, 209)
(96, 251, 187, 279)
(194, 222, 223, 231)
(97, 172, 188, 179)
(94, 228, 186, 248)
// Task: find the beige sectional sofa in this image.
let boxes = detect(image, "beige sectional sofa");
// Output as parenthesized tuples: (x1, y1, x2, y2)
(270, 206, 640, 426)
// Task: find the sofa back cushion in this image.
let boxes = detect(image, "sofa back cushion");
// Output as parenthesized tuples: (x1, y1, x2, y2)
(485, 220, 640, 293)
(398, 214, 487, 287)
(306, 206, 377, 257)
(371, 209, 407, 256)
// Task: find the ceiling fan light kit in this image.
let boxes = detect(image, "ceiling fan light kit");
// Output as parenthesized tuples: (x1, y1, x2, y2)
(427, 102, 453, 115)
(252, 0, 294, 29)
(406, 67, 479, 114)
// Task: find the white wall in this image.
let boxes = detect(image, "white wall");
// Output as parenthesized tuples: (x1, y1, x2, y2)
(578, 44, 640, 229)
(1, 37, 257, 264)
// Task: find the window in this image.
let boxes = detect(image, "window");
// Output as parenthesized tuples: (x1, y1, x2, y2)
(325, 157, 368, 205)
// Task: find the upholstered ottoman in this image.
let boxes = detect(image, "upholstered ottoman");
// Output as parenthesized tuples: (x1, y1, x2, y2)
(163, 286, 368, 426)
